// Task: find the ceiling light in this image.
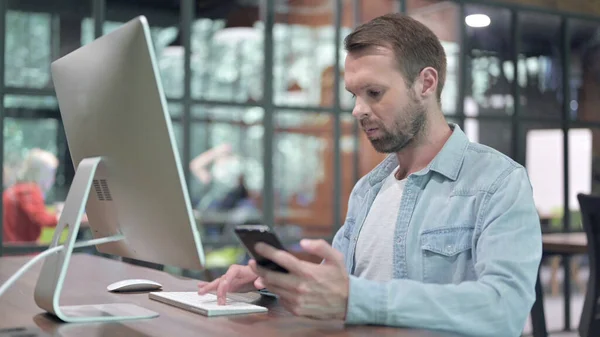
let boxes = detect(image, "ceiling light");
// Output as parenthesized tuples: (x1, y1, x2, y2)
(465, 14, 491, 28)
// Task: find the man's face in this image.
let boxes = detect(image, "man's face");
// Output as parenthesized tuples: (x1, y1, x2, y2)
(344, 46, 426, 153)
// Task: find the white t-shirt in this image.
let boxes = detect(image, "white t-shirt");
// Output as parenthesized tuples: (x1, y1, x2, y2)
(354, 167, 405, 281)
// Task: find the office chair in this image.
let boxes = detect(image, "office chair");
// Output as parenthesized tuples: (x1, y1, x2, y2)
(577, 193, 600, 337)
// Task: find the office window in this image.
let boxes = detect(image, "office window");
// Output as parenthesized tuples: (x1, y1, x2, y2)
(190, 1, 262, 103)
(521, 122, 589, 232)
(2, 0, 94, 248)
(570, 19, 600, 123)
(4, 95, 57, 110)
(191, 104, 255, 121)
(5, 0, 95, 89)
(99, 1, 182, 99)
(464, 118, 512, 157)
(273, 111, 336, 236)
(268, 1, 352, 109)
(463, 5, 514, 118)
(569, 18, 600, 198)
(168, 102, 182, 118)
(5, 10, 52, 88)
(518, 12, 562, 119)
(565, 128, 594, 229)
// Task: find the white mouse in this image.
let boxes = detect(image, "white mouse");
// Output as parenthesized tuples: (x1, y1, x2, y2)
(107, 279, 163, 292)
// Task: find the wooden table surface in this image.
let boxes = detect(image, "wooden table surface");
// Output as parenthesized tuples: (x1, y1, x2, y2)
(542, 232, 588, 254)
(0, 253, 452, 337)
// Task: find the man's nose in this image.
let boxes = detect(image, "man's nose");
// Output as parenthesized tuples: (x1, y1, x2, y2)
(351, 99, 370, 120)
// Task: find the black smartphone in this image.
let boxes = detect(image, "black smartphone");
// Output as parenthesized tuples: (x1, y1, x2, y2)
(233, 224, 289, 273)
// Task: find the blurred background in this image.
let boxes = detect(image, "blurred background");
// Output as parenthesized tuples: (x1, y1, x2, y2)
(0, 0, 599, 334)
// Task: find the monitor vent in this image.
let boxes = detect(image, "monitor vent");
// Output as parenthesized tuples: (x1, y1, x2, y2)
(100, 179, 112, 200)
(93, 179, 113, 201)
(93, 180, 104, 201)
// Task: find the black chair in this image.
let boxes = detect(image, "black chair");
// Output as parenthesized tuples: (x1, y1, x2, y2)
(530, 269, 547, 337)
(577, 193, 600, 337)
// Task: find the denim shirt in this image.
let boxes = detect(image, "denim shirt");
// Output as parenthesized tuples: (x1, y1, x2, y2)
(332, 124, 542, 337)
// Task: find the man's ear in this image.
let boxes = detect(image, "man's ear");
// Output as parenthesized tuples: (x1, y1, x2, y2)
(418, 67, 438, 99)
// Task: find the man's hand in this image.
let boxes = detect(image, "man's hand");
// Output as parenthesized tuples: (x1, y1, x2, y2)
(197, 264, 263, 305)
(249, 239, 349, 320)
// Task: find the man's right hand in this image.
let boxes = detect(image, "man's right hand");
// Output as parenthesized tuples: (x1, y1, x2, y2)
(197, 264, 264, 305)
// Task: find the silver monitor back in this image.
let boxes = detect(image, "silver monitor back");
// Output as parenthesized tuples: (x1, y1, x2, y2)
(51, 16, 205, 271)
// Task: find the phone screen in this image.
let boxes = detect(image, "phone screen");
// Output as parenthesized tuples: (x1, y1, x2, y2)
(234, 225, 289, 273)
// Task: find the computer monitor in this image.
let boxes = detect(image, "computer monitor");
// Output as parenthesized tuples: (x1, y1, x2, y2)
(33, 16, 204, 323)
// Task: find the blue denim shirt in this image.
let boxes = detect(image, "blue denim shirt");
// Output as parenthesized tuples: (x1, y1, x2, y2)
(332, 123, 542, 337)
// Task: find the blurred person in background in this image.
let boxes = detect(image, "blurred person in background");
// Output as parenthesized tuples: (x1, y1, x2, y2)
(2, 148, 60, 243)
(190, 143, 233, 185)
(190, 144, 255, 212)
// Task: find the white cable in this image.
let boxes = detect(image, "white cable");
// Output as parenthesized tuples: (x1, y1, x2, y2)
(0, 234, 124, 298)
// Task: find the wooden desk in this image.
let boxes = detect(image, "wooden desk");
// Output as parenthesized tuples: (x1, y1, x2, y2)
(531, 233, 589, 337)
(542, 232, 587, 254)
(0, 254, 449, 337)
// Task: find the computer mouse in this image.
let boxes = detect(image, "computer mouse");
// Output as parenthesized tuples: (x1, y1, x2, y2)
(107, 279, 163, 292)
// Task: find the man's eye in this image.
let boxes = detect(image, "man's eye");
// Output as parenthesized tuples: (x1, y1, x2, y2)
(368, 90, 381, 98)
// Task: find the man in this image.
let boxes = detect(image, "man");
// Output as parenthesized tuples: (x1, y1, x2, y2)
(198, 13, 542, 337)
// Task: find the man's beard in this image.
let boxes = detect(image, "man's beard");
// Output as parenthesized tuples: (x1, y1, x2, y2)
(366, 101, 427, 154)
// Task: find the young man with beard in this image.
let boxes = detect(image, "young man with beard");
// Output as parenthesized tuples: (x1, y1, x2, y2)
(198, 13, 542, 336)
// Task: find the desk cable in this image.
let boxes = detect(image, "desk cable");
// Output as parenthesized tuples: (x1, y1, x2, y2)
(0, 234, 125, 298)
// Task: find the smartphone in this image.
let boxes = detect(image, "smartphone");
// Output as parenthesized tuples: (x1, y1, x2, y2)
(233, 224, 289, 273)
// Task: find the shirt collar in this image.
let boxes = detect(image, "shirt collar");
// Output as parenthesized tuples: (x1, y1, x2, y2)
(367, 123, 469, 186)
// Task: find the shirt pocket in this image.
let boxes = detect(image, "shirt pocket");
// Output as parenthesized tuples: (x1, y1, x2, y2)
(420, 226, 475, 284)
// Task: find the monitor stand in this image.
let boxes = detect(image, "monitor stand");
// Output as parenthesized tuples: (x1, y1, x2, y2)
(33, 156, 159, 323)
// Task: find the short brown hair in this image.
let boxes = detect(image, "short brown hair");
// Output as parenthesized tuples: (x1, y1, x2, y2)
(344, 13, 447, 103)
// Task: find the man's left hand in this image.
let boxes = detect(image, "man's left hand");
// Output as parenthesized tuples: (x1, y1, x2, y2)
(249, 239, 349, 320)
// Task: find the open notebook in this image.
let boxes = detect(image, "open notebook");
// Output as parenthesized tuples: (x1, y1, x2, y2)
(149, 292, 268, 317)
